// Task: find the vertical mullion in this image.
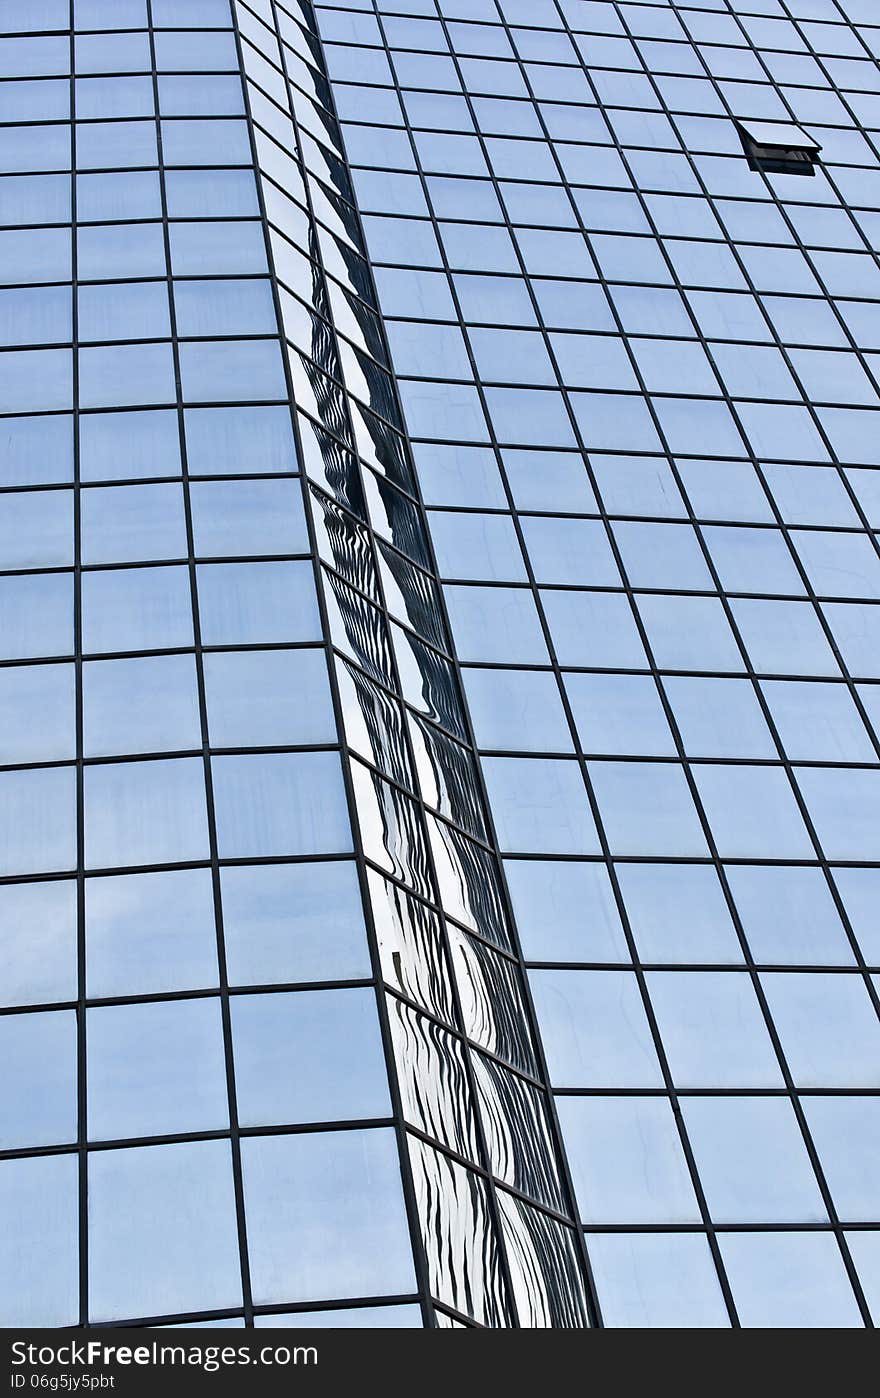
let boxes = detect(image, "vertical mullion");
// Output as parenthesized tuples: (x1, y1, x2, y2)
(69, 0, 88, 1332)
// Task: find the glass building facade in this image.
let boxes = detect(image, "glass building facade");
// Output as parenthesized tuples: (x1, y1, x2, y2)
(1, 0, 880, 1330)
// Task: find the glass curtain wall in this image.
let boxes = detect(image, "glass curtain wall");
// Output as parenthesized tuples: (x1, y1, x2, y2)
(311, 0, 880, 1329)
(4, 0, 880, 1332)
(0, 0, 590, 1331)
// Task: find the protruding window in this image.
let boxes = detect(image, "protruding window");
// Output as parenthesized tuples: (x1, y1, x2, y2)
(735, 119, 822, 176)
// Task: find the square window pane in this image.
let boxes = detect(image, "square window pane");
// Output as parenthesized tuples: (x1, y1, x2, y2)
(221, 861, 370, 987)
(522, 517, 620, 587)
(211, 752, 352, 859)
(184, 405, 297, 475)
(693, 765, 813, 859)
(84, 757, 210, 869)
(0, 348, 73, 415)
(663, 676, 775, 759)
(0, 663, 75, 764)
(204, 649, 335, 748)
(161, 118, 250, 166)
(0, 880, 77, 1008)
(86, 867, 218, 998)
(731, 598, 839, 677)
(190, 480, 307, 559)
(76, 119, 158, 170)
(174, 278, 275, 338)
(83, 654, 202, 757)
(637, 594, 744, 672)
(542, 591, 649, 669)
(0, 174, 70, 228)
(241, 1128, 415, 1306)
(169, 220, 266, 275)
(0, 414, 73, 489)
(613, 521, 713, 591)
(79, 409, 181, 483)
(463, 668, 572, 753)
(565, 674, 676, 757)
(232, 987, 390, 1127)
(81, 483, 187, 565)
(0, 1155, 78, 1327)
(87, 998, 228, 1141)
(76, 170, 162, 222)
(77, 223, 166, 280)
(0, 1010, 77, 1149)
(165, 168, 258, 219)
(0, 489, 72, 569)
(78, 282, 171, 343)
(81, 565, 193, 654)
(0, 573, 73, 661)
(0, 766, 76, 876)
(0, 228, 70, 284)
(0, 286, 71, 349)
(443, 584, 549, 665)
(589, 761, 708, 857)
(75, 32, 151, 75)
(154, 30, 238, 72)
(179, 339, 287, 404)
(75, 76, 154, 120)
(430, 511, 526, 584)
(88, 1140, 242, 1323)
(196, 561, 320, 645)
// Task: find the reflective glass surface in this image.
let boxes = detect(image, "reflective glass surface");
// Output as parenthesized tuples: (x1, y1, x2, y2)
(310, 0, 880, 1330)
(3, 0, 880, 1333)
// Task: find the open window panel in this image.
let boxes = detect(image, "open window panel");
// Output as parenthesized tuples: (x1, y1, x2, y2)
(735, 119, 822, 177)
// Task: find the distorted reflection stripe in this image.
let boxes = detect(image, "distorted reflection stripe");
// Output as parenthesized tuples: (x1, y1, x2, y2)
(369, 871, 457, 1027)
(408, 712, 489, 843)
(387, 997, 482, 1166)
(337, 661, 416, 793)
(407, 1135, 514, 1329)
(447, 924, 538, 1079)
(426, 816, 511, 951)
(471, 1052, 568, 1217)
(234, 0, 592, 1327)
(310, 487, 376, 597)
(496, 1192, 589, 1330)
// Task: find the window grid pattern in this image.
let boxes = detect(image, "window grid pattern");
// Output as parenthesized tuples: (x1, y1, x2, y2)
(311, 0, 880, 1328)
(0, 0, 596, 1332)
(1, 0, 427, 1333)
